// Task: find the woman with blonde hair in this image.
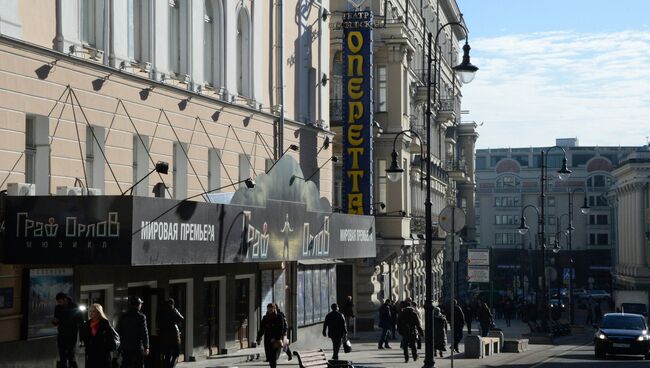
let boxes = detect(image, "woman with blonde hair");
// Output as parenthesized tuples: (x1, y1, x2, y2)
(79, 303, 120, 368)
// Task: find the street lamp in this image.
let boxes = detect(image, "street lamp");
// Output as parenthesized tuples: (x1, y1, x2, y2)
(386, 18, 477, 367)
(565, 187, 590, 324)
(518, 146, 571, 333)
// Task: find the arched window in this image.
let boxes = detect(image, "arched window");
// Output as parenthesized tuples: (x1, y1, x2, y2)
(204, 0, 224, 88)
(496, 175, 521, 190)
(586, 174, 612, 188)
(236, 7, 251, 96)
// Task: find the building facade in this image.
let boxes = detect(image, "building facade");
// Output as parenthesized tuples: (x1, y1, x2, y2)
(0, 1, 379, 367)
(610, 146, 650, 292)
(475, 138, 638, 300)
(328, 0, 478, 329)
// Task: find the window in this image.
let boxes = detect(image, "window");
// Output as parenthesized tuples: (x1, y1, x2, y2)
(587, 175, 611, 188)
(496, 175, 520, 189)
(208, 149, 222, 192)
(512, 155, 529, 167)
(80, 0, 97, 47)
(494, 196, 520, 207)
(173, 142, 188, 199)
(588, 195, 608, 207)
(132, 135, 149, 196)
(238, 153, 251, 188)
(494, 232, 521, 245)
(376, 66, 387, 112)
(495, 215, 517, 225)
(169, 0, 181, 74)
(475, 156, 486, 170)
(490, 156, 506, 167)
(127, 0, 149, 62)
(204, 0, 224, 87)
(333, 162, 342, 209)
(297, 265, 336, 327)
(589, 233, 609, 246)
(25, 116, 50, 194)
(572, 154, 592, 167)
(548, 215, 556, 225)
(589, 214, 608, 225)
(86, 126, 105, 190)
(236, 8, 251, 96)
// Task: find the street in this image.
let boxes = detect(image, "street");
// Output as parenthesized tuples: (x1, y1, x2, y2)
(177, 319, 650, 368)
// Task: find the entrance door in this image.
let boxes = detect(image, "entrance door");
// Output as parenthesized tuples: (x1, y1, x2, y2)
(235, 278, 250, 349)
(128, 286, 164, 368)
(205, 281, 221, 356)
(168, 283, 187, 362)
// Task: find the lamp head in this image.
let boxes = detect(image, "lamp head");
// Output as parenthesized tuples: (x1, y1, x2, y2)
(557, 157, 571, 181)
(518, 216, 529, 235)
(331, 156, 339, 163)
(244, 178, 255, 189)
(386, 150, 404, 182)
(155, 161, 169, 175)
(289, 144, 299, 152)
(552, 244, 561, 254)
(580, 197, 590, 214)
(289, 175, 298, 186)
(453, 41, 479, 84)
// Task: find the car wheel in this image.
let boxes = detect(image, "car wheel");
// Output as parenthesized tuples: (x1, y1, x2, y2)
(595, 350, 606, 359)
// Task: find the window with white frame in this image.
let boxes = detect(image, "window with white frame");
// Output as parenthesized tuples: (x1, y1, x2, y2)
(86, 126, 105, 190)
(236, 8, 251, 96)
(132, 135, 149, 196)
(25, 116, 50, 194)
(208, 149, 222, 192)
(377, 159, 386, 213)
(173, 142, 188, 199)
(80, 0, 98, 47)
(376, 66, 387, 112)
(25, 117, 35, 185)
(204, 0, 224, 87)
(169, 0, 181, 75)
(238, 153, 251, 188)
(127, 0, 149, 62)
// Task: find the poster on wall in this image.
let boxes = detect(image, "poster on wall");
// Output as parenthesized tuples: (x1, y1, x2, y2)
(297, 270, 305, 326)
(329, 267, 337, 307)
(27, 268, 73, 338)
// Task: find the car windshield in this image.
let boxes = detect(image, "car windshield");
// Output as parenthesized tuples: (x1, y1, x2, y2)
(600, 315, 646, 330)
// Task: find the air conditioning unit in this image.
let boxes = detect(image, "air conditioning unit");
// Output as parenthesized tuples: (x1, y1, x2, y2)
(56, 186, 103, 196)
(7, 183, 35, 196)
(139, 61, 152, 73)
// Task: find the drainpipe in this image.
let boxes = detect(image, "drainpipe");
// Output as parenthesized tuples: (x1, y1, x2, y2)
(278, 0, 285, 158)
(318, 5, 323, 128)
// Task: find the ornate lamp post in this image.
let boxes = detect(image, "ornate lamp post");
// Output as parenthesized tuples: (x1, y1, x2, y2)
(518, 146, 571, 332)
(386, 19, 477, 367)
(566, 188, 590, 324)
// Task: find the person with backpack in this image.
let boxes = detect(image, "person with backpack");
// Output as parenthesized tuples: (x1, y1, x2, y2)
(79, 303, 119, 368)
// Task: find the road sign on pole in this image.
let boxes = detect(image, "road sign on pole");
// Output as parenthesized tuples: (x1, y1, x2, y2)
(439, 206, 466, 233)
(467, 266, 490, 283)
(467, 249, 490, 266)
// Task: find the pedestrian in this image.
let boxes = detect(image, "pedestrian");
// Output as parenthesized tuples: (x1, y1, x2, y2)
(274, 303, 292, 360)
(378, 299, 392, 349)
(452, 300, 465, 353)
(341, 296, 355, 332)
(322, 303, 347, 361)
(79, 303, 119, 368)
(503, 298, 514, 327)
(157, 298, 184, 368)
(397, 301, 423, 363)
(464, 301, 473, 335)
(389, 300, 398, 339)
(116, 296, 150, 368)
(595, 302, 603, 324)
(52, 293, 84, 368)
(478, 302, 493, 337)
(256, 303, 286, 368)
(433, 307, 448, 358)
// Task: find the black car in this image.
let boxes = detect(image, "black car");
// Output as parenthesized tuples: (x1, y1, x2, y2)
(594, 313, 650, 359)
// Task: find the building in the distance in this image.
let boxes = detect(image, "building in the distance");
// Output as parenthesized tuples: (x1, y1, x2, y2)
(475, 138, 638, 299)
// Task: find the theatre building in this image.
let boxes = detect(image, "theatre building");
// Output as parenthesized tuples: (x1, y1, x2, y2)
(0, 1, 375, 367)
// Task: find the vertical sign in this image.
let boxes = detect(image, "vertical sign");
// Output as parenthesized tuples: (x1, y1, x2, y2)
(342, 11, 374, 215)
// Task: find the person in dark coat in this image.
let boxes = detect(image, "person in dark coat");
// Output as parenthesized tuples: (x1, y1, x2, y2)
(452, 300, 465, 353)
(157, 298, 184, 368)
(340, 296, 355, 332)
(322, 303, 347, 360)
(274, 303, 292, 361)
(389, 300, 398, 339)
(464, 301, 474, 335)
(478, 302, 493, 337)
(79, 303, 118, 368)
(503, 297, 514, 327)
(256, 303, 287, 368)
(396, 301, 423, 363)
(433, 307, 448, 358)
(117, 296, 150, 368)
(377, 299, 393, 349)
(53, 293, 83, 368)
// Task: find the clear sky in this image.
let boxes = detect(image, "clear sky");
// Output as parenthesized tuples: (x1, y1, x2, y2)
(457, 0, 650, 149)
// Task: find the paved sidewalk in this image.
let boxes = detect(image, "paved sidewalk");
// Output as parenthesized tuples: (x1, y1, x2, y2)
(177, 318, 595, 368)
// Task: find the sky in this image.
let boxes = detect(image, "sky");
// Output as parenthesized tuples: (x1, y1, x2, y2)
(457, 0, 650, 149)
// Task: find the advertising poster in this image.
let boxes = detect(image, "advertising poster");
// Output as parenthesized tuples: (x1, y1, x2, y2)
(305, 269, 313, 325)
(320, 268, 328, 321)
(27, 268, 73, 338)
(297, 270, 304, 326)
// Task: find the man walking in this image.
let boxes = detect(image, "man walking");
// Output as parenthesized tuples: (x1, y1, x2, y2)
(396, 301, 423, 363)
(52, 293, 83, 368)
(117, 296, 150, 368)
(322, 303, 347, 360)
(157, 298, 184, 368)
(452, 299, 465, 353)
(377, 299, 392, 349)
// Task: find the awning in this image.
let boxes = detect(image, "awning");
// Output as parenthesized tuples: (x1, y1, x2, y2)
(297, 259, 343, 265)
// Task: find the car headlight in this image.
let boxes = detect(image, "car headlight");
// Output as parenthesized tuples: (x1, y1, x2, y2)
(637, 335, 649, 341)
(596, 333, 607, 340)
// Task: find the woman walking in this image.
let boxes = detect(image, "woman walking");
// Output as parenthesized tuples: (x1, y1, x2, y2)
(433, 307, 448, 358)
(79, 303, 119, 368)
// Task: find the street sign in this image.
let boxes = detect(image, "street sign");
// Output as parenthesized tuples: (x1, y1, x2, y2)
(439, 206, 466, 233)
(444, 235, 462, 262)
(467, 249, 490, 266)
(467, 266, 490, 283)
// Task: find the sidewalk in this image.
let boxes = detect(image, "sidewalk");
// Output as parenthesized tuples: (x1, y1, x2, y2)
(177, 318, 594, 368)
